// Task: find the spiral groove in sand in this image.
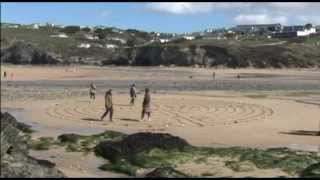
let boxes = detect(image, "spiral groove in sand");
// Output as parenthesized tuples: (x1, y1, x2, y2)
(45, 96, 274, 127)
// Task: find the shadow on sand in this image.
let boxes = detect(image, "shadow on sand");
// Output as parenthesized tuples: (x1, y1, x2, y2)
(81, 118, 101, 122)
(120, 118, 140, 122)
(280, 130, 320, 136)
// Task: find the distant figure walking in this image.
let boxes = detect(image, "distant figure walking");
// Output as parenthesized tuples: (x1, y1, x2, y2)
(89, 83, 96, 100)
(212, 72, 216, 80)
(100, 89, 113, 122)
(3, 71, 7, 78)
(130, 84, 137, 105)
(237, 74, 240, 79)
(141, 88, 151, 122)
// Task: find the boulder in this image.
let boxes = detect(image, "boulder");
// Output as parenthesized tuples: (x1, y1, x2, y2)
(300, 163, 320, 178)
(0, 112, 65, 178)
(57, 133, 83, 144)
(94, 132, 190, 163)
(1, 112, 33, 133)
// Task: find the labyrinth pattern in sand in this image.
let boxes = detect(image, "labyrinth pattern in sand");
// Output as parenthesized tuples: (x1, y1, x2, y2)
(45, 97, 274, 127)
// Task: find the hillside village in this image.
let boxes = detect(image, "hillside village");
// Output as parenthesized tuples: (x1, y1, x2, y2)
(2, 22, 320, 46)
(1, 22, 320, 68)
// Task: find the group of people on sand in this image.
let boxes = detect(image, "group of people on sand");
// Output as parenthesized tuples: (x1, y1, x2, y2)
(89, 83, 151, 122)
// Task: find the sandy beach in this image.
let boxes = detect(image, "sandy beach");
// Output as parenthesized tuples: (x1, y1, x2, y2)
(1, 65, 320, 177)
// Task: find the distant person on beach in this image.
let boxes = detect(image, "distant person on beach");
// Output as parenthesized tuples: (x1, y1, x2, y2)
(141, 88, 151, 122)
(100, 89, 113, 122)
(3, 71, 7, 78)
(89, 83, 96, 100)
(212, 72, 216, 79)
(130, 84, 137, 105)
(237, 74, 240, 79)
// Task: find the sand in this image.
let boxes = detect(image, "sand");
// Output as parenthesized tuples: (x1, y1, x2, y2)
(1, 65, 320, 177)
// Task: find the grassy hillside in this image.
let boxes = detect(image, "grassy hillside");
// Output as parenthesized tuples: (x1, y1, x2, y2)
(1, 26, 320, 68)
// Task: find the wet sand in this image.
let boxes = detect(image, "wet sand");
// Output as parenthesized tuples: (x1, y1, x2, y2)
(1, 65, 320, 177)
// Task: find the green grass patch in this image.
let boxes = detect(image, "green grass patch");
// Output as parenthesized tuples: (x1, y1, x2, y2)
(101, 146, 320, 177)
(57, 131, 126, 152)
(29, 137, 56, 150)
(29, 130, 126, 152)
(99, 160, 139, 176)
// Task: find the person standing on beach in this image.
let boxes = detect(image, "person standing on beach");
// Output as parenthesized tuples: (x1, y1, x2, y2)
(89, 83, 96, 100)
(141, 88, 151, 122)
(212, 72, 216, 80)
(3, 71, 7, 78)
(130, 84, 137, 105)
(100, 89, 113, 122)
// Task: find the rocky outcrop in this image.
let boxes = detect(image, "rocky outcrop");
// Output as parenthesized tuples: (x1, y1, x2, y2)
(94, 132, 191, 163)
(0, 41, 61, 64)
(2, 40, 319, 68)
(98, 43, 320, 68)
(0, 112, 65, 178)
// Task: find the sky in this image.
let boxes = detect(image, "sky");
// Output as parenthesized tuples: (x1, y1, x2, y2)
(1, 2, 320, 33)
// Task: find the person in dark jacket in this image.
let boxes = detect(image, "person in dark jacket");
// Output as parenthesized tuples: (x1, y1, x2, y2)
(100, 89, 113, 122)
(141, 88, 151, 121)
(129, 84, 137, 105)
(89, 83, 96, 100)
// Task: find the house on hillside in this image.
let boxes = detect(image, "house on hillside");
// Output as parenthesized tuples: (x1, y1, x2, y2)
(105, 44, 118, 49)
(77, 43, 91, 48)
(234, 24, 281, 34)
(282, 25, 304, 32)
(27, 23, 40, 29)
(1, 23, 20, 28)
(183, 36, 195, 40)
(159, 39, 171, 43)
(84, 34, 99, 40)
(107, 37, 127, 44)
(50, 33, 68, 38)
(272, 25, 316, 38)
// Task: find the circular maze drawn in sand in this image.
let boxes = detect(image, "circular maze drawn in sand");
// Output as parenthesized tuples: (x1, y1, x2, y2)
(45, 96, 274, 128)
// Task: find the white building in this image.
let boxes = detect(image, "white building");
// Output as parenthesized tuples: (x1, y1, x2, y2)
(105, 44, 118, 49)
(31, 23, 39, 29)
(84, 34, 99, 40)
(107, 37, 127, 44)
(297, 27, 317, 36)
(77, 43, 91, 48)
(183, 36, 195, 40)
(50, 33, 68, 38)
(159, 39, 170, 43)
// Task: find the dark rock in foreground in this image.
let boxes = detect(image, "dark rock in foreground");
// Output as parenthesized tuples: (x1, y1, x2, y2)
(1, 112, 33, 133)
(57, 133, 83, 144)
(145, 166, 189, 178)
(300, 163, 320, 178)
(0, 112, 65, 178)
(94, 132, 191, 163)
